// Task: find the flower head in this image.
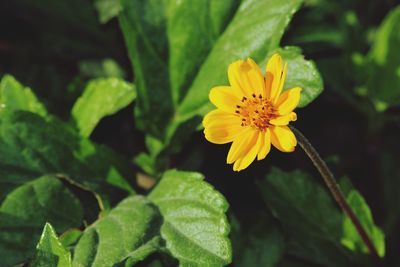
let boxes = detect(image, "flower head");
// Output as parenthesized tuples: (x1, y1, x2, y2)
(203, 54, 301, 171)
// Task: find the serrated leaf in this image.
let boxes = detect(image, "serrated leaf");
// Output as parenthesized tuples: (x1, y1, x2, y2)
(149, 170, 231, 267)
(30, 223, 72, 267)
(72, 78, 136, 137)
(0, 111, 134, 204)
(264, 46, 323, 107)
(72, 196, 162, 267)
(341, 190, 385, 257)
(0, 75, 47, 117)
(366, 6, 400, 110)
(0, 175, 83, 266)
(259, 168, 361, 267)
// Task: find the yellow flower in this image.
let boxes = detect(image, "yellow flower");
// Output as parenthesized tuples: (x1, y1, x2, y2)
(202, 54, 301, 171)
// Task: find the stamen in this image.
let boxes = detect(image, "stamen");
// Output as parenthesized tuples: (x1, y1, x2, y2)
(237, 95, 277, 131)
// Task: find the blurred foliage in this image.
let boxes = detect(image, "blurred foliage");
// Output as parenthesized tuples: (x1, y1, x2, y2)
(0, 0, 399, 266)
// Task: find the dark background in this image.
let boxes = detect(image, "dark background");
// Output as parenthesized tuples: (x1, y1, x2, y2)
(1, 0, 399, 266)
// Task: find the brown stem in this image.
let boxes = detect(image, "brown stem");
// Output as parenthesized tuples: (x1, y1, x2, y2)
(290, 126, 381, 264)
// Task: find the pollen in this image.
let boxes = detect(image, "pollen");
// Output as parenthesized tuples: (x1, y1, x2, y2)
(235, 94, 277, 131)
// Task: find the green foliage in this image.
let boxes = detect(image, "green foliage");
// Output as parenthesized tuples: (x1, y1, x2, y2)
(176, 0, 303, 120)
(0, 176, 83, 266)
(119, 0, 312, 174)
(341, 190, 385, 257)
(72, 78, 136, 137)
(0, 75, 47, 117)
(73, 196, 162, 267)
(94, 0, 122, 24)
(231, 216, 285, 267)
(118, 0, 304, 135)
(78, 59, 126, 80)
(0, 110, 134, 205)
(259, 168, 360, 267)
(60, 229, 82, 250)
(118, 0, 173, 138)
(1, 0, 397, 266)
(30, 223, 72, 267)
(265, 46, 324, 107)
(149, 170, 231, 267)
(366, 6, 400, 110)
(69, 170, 231, 267)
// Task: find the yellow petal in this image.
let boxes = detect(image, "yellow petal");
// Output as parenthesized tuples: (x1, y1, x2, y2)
(246, 58, 263, 76)
(227, 128, 257, 164)
(257, 129, 271, 160)
(275, 63, 287, 102)
(209, 86, 240, 113)
(228, 59, 265, 98)
(246, 58, 265, 97)
(203, 109, 234, 126)
(204, 122, 244, 144)
(203, 110, 243, 144)
(266, 54, 287, 102)
(276, 87, 302, 115)
(270, 126, 297, 152)
(269, 112, 297, 126)
(233, 131, 262, 171)
(264, 72, 273, 99)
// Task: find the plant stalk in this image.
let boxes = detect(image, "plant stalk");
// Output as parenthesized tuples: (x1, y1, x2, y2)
(290, 126, 381, 264)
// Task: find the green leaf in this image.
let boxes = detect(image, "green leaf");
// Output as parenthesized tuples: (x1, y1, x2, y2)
(78, 59, 126, 79)
(60, 229, 82, 249)
(167, 0, 238, 105)
(72, 196, 163, 267)
(231, 215, 285, 267)
(94, 0, 123, 24)
(30, 223, 72, 267)
(259, 168, 361, 267)
(71, 77, 136, 137)
(264, 46, 323, 107)
(176, 0, 303, 121)
(341, 190, 385, 257)
(366, 6, 400, 110)
(149, 170, 231, 267)
(0, 111, 134, 203)
(276, 258, 313, 267)
(0, 75, 47, 117)
(119, 0, 173, 138)
(119, 0, 304, 141)
(0, 175, 83, 266)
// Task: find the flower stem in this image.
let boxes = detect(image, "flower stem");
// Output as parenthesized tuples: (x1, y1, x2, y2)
(290, 126, 381, 264)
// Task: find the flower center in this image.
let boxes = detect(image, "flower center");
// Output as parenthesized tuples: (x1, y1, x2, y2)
(235, 93, 277, 131)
